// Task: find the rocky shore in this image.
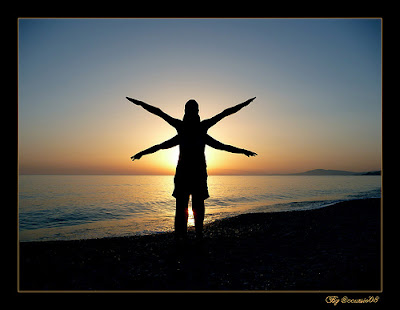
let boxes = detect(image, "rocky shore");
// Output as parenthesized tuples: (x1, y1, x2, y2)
(19, 198, 381, 291)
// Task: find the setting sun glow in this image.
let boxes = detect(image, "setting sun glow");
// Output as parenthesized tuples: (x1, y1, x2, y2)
(19, 19, 381, 175)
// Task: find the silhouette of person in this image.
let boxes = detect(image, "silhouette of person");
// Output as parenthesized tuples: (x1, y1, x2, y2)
(127, 97, 257, 239)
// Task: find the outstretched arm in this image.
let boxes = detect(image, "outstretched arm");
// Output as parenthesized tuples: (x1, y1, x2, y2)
(206, 135, 257, 157)
(202, 97, 256, 130)
(126, 97, 180, 129)
(131, 135, 179, 161)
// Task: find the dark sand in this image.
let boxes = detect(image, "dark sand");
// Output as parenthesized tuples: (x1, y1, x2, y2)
(19, 198, 381, 291)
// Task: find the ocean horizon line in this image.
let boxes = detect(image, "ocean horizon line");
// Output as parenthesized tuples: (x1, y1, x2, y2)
(18, 170, 382, 177)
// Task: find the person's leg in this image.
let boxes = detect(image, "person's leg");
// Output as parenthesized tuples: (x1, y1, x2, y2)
(175, 194, 190, 238)
(192, 196, 205, 239)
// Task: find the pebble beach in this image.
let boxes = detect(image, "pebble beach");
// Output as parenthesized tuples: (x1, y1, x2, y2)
(19, 198, 381, 291)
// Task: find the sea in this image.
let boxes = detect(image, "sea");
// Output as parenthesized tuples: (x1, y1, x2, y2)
(18, 175, 381, 242)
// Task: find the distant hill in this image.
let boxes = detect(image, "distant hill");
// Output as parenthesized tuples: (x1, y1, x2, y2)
(361, 170, 381, 175)
(292, 169, 381, 176)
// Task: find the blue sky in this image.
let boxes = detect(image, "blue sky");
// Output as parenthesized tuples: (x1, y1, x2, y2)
(18, 18, 382, 174)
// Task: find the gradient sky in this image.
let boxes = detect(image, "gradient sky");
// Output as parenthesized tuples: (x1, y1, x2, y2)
(18, 18, 382, 175)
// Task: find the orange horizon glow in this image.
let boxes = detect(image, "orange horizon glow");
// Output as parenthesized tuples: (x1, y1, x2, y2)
(18, 97, 381, 176)
(18, 19, 381, 176)
(18, 147, 381, 176)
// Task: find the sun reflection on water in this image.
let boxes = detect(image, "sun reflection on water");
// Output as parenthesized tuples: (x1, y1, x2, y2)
(188, 206, 195, 227)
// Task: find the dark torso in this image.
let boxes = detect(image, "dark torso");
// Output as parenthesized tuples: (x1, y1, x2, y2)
(176, 122, 207, 171)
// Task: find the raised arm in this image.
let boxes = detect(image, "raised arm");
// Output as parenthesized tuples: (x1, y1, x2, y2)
(131, 135, 179, 161)
(205, 135, 257, 157)
(202, 97, 256, 130)
(126, 97, 181, 129)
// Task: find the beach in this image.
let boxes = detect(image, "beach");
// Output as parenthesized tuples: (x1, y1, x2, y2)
(19, 198, 381, 291)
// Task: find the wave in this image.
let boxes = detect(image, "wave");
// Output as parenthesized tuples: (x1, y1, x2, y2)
(19, 175, 381, 241)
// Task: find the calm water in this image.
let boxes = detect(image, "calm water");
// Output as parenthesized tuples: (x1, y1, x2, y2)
(19, 175, 381, 242)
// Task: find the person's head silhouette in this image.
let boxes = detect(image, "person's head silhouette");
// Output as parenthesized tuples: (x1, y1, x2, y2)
(183, 99, 200, 123)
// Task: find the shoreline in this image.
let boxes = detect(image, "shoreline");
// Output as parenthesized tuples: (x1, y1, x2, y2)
(19, 198, 381, 291)
(19, 196, 380, 243)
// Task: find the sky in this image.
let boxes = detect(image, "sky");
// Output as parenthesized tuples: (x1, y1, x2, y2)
(18, 18, 382, 175)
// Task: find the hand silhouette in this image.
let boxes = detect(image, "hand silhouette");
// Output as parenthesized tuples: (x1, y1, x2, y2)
(126, 97, 143, 106)
(131, 152, 143, 161)
(243, 150, 257, 157)
(244, 97, 256, 106)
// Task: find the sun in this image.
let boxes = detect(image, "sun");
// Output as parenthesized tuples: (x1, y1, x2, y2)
(169, 147, 180, 166)
(154, 146, 179, 174)
(154, 144, 226, 175)
(166, 147, 180, 172)
(204, 147, 225, 173)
